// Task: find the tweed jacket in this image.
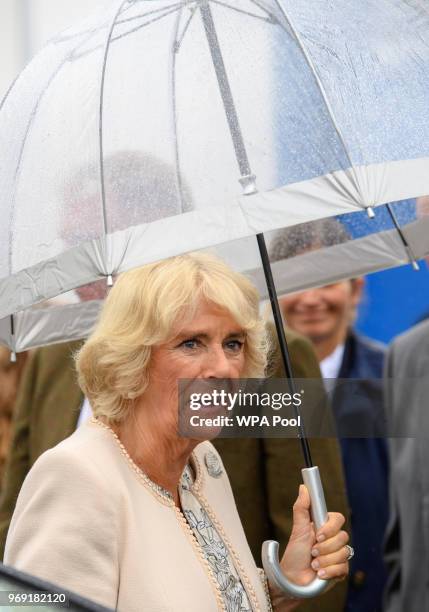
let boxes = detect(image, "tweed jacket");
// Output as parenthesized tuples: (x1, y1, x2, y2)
(0, 330, 349, 611)
(5, 423, 271, 611)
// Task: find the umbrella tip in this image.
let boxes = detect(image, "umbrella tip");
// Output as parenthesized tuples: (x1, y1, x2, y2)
(10, 351, 17, 363)
(107, 274, 113, 287)
(412, 260, 420, 271)
(366, 206, 375, 219)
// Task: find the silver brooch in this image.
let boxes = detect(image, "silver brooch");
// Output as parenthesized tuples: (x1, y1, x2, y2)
(204, 451, 223, 478)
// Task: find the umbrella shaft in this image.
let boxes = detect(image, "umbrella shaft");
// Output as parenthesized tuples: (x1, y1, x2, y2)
(257, 233, 313, 468)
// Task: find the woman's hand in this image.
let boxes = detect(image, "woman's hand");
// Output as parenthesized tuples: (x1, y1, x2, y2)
(269, 485, 349, 610)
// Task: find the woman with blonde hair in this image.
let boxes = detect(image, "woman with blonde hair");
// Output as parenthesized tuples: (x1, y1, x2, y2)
(5, 253, 349, 611)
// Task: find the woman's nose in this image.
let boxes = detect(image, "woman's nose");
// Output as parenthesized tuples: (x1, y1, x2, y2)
(202, 346, 233, 378)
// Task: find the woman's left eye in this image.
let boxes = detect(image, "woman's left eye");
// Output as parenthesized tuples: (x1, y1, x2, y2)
(224, 340, 244, 353)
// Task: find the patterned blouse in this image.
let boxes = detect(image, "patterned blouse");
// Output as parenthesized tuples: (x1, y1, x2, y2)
(177, 464, 253, 612)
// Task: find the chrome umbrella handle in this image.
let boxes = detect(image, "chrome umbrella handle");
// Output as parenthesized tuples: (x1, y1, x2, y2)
(262, 466, 330, 599)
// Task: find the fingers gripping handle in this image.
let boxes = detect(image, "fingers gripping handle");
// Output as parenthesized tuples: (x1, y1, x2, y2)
(261, 466, 330, 599)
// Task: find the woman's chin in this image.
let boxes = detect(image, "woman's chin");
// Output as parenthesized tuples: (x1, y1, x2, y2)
(179, 404, 229, 440)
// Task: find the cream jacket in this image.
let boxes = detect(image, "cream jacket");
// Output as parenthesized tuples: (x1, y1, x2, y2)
(5, 420, 271, 611)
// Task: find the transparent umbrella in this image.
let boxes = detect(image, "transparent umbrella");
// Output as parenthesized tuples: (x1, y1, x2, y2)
(1, 0, 429, 348)
(1, 0, 429, 598)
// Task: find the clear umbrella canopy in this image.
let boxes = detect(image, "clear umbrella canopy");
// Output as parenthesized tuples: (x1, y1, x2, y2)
(1, 0, 429, 351)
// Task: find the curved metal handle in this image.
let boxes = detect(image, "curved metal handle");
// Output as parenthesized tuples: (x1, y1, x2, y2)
(261, 466, 330, 599)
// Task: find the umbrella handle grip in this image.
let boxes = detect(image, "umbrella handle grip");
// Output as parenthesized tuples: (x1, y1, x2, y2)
(262, 466, 330, 599)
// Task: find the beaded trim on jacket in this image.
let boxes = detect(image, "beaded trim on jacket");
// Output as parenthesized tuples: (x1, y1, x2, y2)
(90, 417, 206, 505)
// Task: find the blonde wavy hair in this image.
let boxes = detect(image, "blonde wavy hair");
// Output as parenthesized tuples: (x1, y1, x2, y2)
(75, 252, 268, 423)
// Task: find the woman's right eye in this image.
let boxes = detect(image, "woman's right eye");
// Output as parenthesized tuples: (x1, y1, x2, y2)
(180, 339, 199, 350)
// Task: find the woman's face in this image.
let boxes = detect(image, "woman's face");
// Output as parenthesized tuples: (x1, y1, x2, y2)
(138, 299, 246, 437)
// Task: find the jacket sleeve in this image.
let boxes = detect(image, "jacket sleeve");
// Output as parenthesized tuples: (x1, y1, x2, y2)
(4, 445, 119, 609)
(0, 351, 39, 559)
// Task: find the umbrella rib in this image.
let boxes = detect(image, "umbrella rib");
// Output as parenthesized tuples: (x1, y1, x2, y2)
(50, 3, 183, 47)
(116, 2, 183, 24)
(0, 71, 22, 113)
(209, 0, 275, 23)
(67, 6, 183, 62)
(385, 203, 420, 270)
(170, 6, 188, 213)
(98, 0, 130, 242)
(246, 0, 281, 23)
(169, 3, 198, 214)
(271, 1, 365, 207)
(50, 2, 150, 50)
(174, 4, 198, 51)
(49, 24, 109, 45)
(110, 6, 183, 43)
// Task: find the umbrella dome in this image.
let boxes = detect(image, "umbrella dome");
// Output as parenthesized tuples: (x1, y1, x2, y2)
(1, 0, 429, 351)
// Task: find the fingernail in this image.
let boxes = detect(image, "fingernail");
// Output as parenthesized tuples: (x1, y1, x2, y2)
(317, 569, 326, 577)
(311, 560, 320, 570)
(317, 534, 325, 542)
(311, 548, 319, 557)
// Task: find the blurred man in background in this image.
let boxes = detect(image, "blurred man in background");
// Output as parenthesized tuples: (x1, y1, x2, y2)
(270, 218, 389, 612)
(383, 196, 429, 611)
